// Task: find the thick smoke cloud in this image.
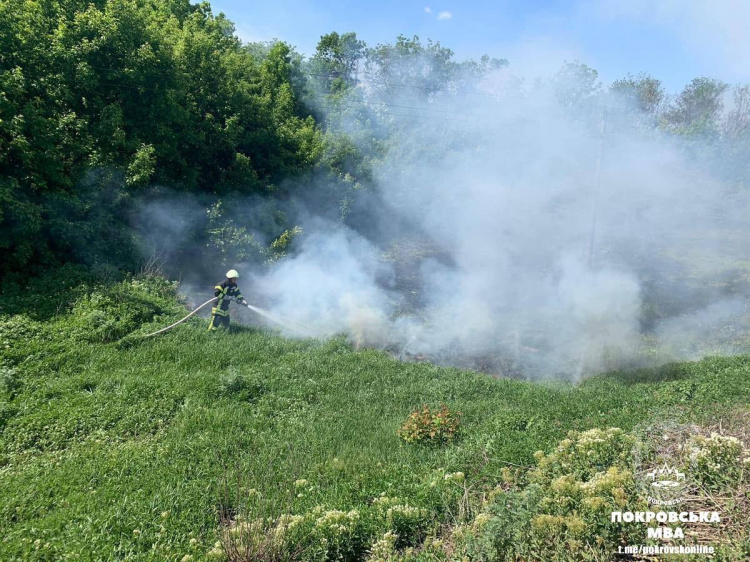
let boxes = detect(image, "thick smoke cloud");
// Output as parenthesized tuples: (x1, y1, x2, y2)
(252, 224, 394, 346)
(240, 65, 750, 379)
(138, 60, 750, 379)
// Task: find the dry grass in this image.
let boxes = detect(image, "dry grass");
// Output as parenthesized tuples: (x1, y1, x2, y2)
(633, 409, 750, 553)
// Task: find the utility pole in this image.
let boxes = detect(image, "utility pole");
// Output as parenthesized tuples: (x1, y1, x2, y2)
(587, 109, 608, 268)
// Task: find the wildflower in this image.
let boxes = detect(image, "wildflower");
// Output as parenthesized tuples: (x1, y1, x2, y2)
(369, 531, 398, 560)
(315, 508, 359, 535)
(206, 541, 224, 558)
(565, 515, 586, 536)
(444, 471, 465, 482)
(279, 513, 304, 526)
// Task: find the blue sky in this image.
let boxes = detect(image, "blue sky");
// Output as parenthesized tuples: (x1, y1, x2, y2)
(206, 0, 750, 93)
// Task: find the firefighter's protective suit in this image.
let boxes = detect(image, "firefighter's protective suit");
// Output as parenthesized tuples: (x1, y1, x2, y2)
(208, 278, 246, 330)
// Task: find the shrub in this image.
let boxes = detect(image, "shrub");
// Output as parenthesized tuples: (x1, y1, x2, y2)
(205, 201, 268, 267)
(223, 512, 309, 562)
(0, 365, 21, 398)
(271, 226, 304, 257)
(531, 427, 636, 481)
(452, 428, 645, 561)
(311, 508, 365, 559)
(0, 315, 45, 349)
(367, 530, 398, 561)
(0, 401, 18, 432)
(688, 433, 745, 491)
(397, 404, 461, 445)
(65, 275, 181, 342)
(456, 486, 542, 561)
(382, 502, 429, 547)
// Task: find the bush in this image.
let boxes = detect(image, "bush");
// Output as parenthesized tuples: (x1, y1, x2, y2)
(0, 365, 21, 399)
(65, 275, 181, 342)
(688, 433, 745, 491)
(372, 496, 430, 548)
(222, 507, 371, 562)
(310, 507, 366, 560)
(205, 201, 269, 268)
(223, 512, 310, 562)
(397, 404, 461, 445)
(0, 316, 45, 349)
(452, 428, 645, 561)
(531, 427, 636, 481)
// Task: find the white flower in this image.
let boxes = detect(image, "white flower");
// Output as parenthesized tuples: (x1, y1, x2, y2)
(444, 471, 465, 482)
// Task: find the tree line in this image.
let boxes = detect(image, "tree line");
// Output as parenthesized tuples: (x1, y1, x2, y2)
(1, 0, 748, 279)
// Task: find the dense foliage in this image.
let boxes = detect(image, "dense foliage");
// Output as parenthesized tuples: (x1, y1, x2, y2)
(0, 0, 322, 273)
(2, 0, 749, 279)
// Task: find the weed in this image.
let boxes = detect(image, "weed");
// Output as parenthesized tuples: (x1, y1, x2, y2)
(398, 404, 461, 445)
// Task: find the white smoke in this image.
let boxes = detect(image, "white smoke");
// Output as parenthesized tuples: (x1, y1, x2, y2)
(252, 225, 393, 346)
(242, 62, 750, 379)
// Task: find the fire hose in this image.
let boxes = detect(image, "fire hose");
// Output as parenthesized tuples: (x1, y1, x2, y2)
(140, 297, 218, 338)
(139, 297, 316, 339)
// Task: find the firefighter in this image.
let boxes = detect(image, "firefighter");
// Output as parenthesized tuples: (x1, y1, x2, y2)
(208, 269, 247, 331)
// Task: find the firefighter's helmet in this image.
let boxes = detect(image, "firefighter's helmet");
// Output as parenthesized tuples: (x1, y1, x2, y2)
(226, 269, 239, 279)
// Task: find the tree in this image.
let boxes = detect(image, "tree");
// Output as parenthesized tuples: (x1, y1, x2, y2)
(553, 61, 601, 115)
(723, 84, 750, 139)
(364, 35, 458, 99)
(610, 73, 665, 116)
(310, 31, 365, 94)
(664, 77, 728, 136)
(0, 0, 324, 273)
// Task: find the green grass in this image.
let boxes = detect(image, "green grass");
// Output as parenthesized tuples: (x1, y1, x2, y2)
(1, 275, 750, 560)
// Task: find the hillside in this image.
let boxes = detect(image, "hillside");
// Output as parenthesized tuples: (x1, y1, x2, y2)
(4, 0, 750, 559)
(1, 273, 749, 560)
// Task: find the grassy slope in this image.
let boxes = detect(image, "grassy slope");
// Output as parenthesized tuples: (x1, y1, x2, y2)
(1, 278, 750, 560)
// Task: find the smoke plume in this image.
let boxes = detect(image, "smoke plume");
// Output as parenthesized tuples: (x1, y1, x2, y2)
(141, 60, 750, 379)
